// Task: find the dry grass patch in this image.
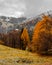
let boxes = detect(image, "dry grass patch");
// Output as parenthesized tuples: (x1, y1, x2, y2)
(0, 45, 52, 65)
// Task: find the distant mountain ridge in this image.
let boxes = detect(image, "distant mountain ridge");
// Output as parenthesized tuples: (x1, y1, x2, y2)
(17, 10, 52, 31)
(0, 10, 52, 33)
(0, 16, 26, 33)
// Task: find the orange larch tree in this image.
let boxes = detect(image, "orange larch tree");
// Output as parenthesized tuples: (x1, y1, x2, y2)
(31, 16, 52, 54)
(21, 27, 30, 50)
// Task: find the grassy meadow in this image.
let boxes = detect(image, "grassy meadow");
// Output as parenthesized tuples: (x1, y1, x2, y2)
(0, 45, 52, 65)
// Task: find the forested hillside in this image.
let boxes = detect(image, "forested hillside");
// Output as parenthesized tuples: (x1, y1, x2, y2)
(0, 15, 52, 55)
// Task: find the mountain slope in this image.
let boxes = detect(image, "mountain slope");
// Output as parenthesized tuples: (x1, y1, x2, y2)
(0, 10, 52, 33)
(0, 16, 26, 33)
(16, 10, 52, 33)
(0, 45, 52, 65)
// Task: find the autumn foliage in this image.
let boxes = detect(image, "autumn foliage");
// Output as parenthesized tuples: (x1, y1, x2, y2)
(0, 15, 52, 55)
(31, 16, 52, 54)
(21, 27, 30, 50)
(0, 30, 21, 49)
(0, 40, 4, 45)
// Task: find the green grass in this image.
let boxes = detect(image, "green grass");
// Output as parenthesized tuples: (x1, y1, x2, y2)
(0, 45, 52, 65)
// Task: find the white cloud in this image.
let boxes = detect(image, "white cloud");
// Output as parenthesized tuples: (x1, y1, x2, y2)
(38, 0, 52, 15)
(0, 0, 26, 18)
(9, 11, 24, 17)
(0, 0, 52, 18)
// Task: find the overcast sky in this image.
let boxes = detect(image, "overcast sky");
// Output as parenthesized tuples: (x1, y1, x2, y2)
(0, 0, 52, 18)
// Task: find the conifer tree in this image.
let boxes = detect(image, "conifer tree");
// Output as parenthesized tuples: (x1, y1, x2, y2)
(21, 27, 30, 50)
(31, 16, 52, 54)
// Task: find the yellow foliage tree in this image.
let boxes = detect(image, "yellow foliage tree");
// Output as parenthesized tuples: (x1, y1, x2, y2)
(21, 27, 30, 50)
(31, 16, 52, 54)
